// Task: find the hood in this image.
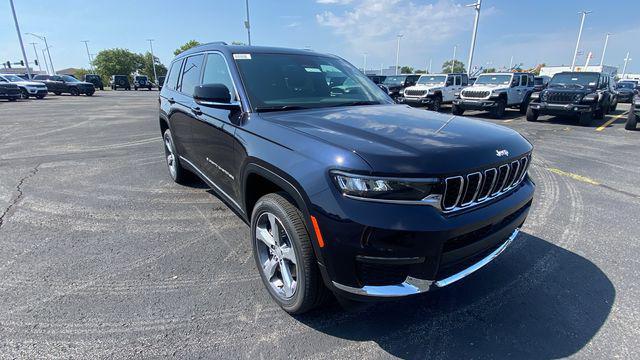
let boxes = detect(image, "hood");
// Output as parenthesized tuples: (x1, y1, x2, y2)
(468, 85, 509, 92)
(617, 88, 635, 94)
(406, 84, 444, 91)
(73, 81, 94, 86)
(260, 104, 532, 175)
(14, 80, 45, 86)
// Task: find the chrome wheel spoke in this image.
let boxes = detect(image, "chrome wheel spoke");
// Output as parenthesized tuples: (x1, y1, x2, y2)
(279, 260, 295, 297)
(263, 258, 278, 280)
(256, 227, 276, 247)
(267, 213, 280, 245)
(280, 246, 296, 265)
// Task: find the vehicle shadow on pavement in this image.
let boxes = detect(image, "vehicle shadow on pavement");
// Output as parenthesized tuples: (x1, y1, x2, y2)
(295, 232, 614, 359)
(463, 110, 524, 121)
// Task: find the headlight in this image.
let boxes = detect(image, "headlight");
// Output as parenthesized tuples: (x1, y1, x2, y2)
(541, 91, 548, 101)
(399, 89, 405, 95)
(331, 171, 438, 201)
(581, 93, 597, 103)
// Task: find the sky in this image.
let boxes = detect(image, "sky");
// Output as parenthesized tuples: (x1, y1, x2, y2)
(2, 0, 639, 74)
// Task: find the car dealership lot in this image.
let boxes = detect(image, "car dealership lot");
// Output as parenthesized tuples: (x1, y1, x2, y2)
(1, 92, 639, 358)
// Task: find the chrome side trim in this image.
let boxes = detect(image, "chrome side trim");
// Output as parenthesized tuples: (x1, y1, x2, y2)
(332, 228, 520, 297)
(179, 156, 243, 212)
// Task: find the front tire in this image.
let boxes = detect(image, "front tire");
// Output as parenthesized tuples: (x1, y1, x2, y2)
(162, 129, 188, 184)
(70, 87, 80, 96)
(451, 104, 464, 116)
(20, 89, 29, 99)
(252, 193, 328, 314)
(626, 111, 638, 130)
(526, 106, 539, 122)
(491, 98, 506, 119)
(429, 96, 442, 112)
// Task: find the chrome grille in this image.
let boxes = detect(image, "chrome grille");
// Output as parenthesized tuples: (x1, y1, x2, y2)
(545, 91, 575, 104)
(462, 90, 490, 99)
(404, 89, 428, 96)
(441, 155, 531, 212)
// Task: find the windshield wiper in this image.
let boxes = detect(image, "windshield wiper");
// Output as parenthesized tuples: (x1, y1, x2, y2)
(549, 83, 566, 88)
(255, 105, 310, 113)
(329, 100, 380, 107)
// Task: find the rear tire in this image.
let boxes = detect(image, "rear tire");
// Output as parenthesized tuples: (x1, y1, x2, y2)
(251, 193, 329, 315)
(54, 91, 62, 95)
(626, 111, 637, 130)
(520, 94, 531, 114)
(162, 129, 188, 184)
(526, 107, 539, 122)
(451, 104, 464, 116)
(70, 87, 80, 96)
(579, 112, 593, 126)
(491, 98, 506, 119)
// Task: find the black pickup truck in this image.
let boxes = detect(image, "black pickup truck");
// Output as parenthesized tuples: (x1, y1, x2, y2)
(33, 74, 95, 96)
(0, 80, 20, 101)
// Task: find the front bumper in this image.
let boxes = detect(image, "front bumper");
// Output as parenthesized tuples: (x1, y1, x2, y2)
(25, 87, 48, 96)
(529, 101, 593, 115)
(312, 177, 535, 300)
(453, 98, 498, 110)
(401, 96, 435, 106)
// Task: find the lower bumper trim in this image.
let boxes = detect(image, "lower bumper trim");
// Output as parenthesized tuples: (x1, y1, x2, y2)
(332, 228, 520, 297)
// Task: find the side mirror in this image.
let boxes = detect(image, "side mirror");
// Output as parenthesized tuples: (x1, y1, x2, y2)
(194, 84, 239, 109)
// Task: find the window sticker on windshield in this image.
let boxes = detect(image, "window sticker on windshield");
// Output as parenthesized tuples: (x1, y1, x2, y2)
(588, 82, 596, 86)
(305, 67, 321, 73)
(571, 78, 578, 81)
(233, 54, 252, 60)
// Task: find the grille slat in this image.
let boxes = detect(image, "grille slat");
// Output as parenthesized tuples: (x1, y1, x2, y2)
(545, 91, 575, 104)
(404, 89, 428, 96)
(441, 155, 531, 213)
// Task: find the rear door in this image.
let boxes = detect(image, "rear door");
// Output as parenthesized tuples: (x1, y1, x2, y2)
(163, 58, 192, 157)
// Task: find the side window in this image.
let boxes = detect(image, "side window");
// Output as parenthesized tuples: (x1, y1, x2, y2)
(202, 53, 236, 101)
(52, 76, 62, 81)
(180, 54, 204, 96)
(511, 75, 520, 87)
(454, 75, 461, 86)
(165, 59, 183, 91)
(0, 78, 6, 83)
(520, 75, 528, 87)
(461, 74, 469, 86)
(446, 75, 454, 86)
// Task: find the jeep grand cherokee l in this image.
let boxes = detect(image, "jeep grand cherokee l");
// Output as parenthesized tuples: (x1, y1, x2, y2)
(526, 72, 618, 126)
(159, 43, 535, 314)
(0, 73, 47, 99)
(33, 74, 95, 96)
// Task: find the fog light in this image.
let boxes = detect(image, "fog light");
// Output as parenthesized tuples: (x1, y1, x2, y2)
(574, 107, 578, 111)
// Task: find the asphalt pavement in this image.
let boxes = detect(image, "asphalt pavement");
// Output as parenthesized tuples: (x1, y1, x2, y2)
(0, 91, 638, 359)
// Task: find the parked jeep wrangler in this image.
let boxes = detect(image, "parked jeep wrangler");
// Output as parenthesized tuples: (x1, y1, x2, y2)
(110, 75, 131, 90)
(381, 74, 420, 101)
(452, 72, 535, 118)
(400, 73, 468, 111)
(526, 72, 618, 126)
(84, 74, 104, 90)
(134, 75, 152, 91)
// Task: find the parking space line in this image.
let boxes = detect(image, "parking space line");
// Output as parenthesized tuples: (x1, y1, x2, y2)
(596, 112, 628, 132)
(547, 168, 600, 186)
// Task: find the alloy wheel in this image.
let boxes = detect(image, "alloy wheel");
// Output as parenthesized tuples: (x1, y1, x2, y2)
(163, 133, 177, 179)
(255, 212, 298, 300)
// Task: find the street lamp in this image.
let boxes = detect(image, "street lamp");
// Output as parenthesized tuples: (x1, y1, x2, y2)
(26, 32, 55, 74)
(362, 53, 367, 73)
(29, 42, 42, 72)
(9, 0, 31, 79)
(395, 34, 403, 75)
(81, 40, 94, 73)
(622, 52, 632, 78)
(146, 39, 158, 84)
(571, 11, 592, 71)
(245, 0, 252, 45)
(465, 0, 482, 76)
(41, 48, 49, 74)
(451, 45, 458, 73)
(600, 33, 612, 67)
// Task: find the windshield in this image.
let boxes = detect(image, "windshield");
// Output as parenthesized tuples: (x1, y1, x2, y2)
(417, 75, 446, 85)
(549, 73, 599, 89)
(382, 76, 408, 86)
(474, 74, 511, 85)
(617, 82, 635, 89)
(62, 75, 80, 82)
(3, 75, 24, 82)
(234, 53, 391, 111)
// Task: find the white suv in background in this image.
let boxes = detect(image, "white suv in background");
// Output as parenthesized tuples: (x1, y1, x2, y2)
(452, 72, 535, 118)
(0, 74, 48, 99)
(400, 73, 468, 111)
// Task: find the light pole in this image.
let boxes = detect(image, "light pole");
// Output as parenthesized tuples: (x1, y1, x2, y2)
(380, 63, 383, 76)
(29, 42, 42, 72)
(9, 0, 32, 79)
(600, 33, 612, 66)
(244, 0, 252, 45)
(509, 55, 514, 70)
(81, 40, 94, 73)
(466, 0, 482, 76)
(395, 34, 403, 75)
(147, 39, 158, 84)
(428, 58, 432, 73)
(362, 53, 367, 73)
(27, 33, 55, 74)
(622, 52, 632, 78)
(41, 48, 49, 74)
(451, 45, 457, 73)
(571, 11, 591, 71)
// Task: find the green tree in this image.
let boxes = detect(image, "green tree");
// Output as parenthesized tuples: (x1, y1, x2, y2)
(140, 52, 168, 81)
(174, 40, 201, 56)
(441, 60, 466, 73)
(414, 69, 426, 74)
(73, 68, 91, 80)
(93, 48, 144, 80)
(399, 66, 414, 74)
(483, 67, 497, 73)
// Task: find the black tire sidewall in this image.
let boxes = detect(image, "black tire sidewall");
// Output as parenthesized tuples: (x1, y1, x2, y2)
(251, 194, 313, 313)
(626, 111, 637, 130)
(526, 107, 538, 122)
(162, 129, 186, 183)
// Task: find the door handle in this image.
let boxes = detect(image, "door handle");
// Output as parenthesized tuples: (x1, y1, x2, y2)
(191, 107, 203, 116)
(168, 97, 176, 104)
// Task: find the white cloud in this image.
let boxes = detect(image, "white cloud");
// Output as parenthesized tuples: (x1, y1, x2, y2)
(316, 0, 485, 66)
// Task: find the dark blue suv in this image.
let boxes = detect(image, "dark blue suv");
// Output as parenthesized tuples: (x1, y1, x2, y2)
(159, 42, 535, 314)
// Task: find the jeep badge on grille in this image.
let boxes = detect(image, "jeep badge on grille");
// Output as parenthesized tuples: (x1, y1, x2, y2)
(496, 149, 509, 157)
